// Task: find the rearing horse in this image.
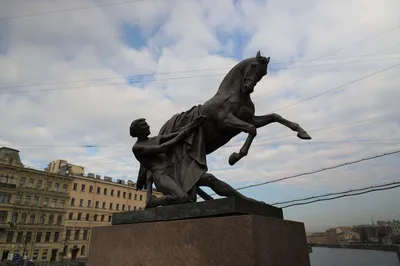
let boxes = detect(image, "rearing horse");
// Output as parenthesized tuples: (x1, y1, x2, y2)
(137, 51, 311, 204)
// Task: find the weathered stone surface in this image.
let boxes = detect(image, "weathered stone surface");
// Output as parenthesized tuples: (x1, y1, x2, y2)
(112, 197, 283, 225)
(88, 215, 309, 266)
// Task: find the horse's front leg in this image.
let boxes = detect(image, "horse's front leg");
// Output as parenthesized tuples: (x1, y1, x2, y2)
(253, 113, 312, 140)
(224, 113, 257, 165)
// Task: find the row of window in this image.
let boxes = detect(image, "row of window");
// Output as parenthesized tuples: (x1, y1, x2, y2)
(3, 211, 64, 226)
(68, 212, 111, 222)
(70, 198, 142, 210)
(72, 183, 142, 200)
(6, 230, 62, 243)
(65, 228, 89, 241)
(19, 177, 68, 192)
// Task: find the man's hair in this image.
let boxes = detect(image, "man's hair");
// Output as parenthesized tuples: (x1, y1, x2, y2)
(130, 118, 146, 138)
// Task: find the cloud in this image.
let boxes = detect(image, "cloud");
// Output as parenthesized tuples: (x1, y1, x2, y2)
(1, 0, 400, 231)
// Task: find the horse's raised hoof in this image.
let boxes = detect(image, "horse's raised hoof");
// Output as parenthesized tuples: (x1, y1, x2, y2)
(297, 131, 312, 140)
(229, 152, 242, 165)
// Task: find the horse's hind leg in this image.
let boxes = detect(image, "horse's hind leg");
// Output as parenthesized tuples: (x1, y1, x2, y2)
(198, 172, 262, 203)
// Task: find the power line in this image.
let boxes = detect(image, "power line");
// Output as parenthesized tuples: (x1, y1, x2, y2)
(272, 181, 400, 206)
(271, 61, 400, 112)
(2, 57, 399, 95)
(280, 183, 400, 208)
(204, 149, 400, 196)
(1, 53, 399, 91)
(0, 0, 150, 21)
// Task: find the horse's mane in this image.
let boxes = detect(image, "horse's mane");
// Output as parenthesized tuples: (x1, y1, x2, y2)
(217, 57, 254, 91)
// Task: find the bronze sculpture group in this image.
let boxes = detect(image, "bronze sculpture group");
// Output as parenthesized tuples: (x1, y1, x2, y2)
(130, 51, 312, 208)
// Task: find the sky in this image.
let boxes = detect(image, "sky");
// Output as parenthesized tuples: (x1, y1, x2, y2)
(0, 0, 400, 232)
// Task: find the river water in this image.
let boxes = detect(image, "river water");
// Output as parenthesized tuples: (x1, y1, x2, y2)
(310, 247, 400, 266)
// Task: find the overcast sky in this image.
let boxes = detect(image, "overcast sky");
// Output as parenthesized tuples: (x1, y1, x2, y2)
(1, 0, 400, 232)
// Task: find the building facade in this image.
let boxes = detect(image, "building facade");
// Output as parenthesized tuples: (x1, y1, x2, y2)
(44, 160, 85, 177)
(0, 147, 73, 262)
(61, 172, 157, 260)
(306, 232, 328, 244)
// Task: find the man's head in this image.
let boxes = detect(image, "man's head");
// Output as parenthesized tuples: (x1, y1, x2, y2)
(130, 118, 150, 138)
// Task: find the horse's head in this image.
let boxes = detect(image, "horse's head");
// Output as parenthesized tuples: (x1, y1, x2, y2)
(242, 51, 270, 93)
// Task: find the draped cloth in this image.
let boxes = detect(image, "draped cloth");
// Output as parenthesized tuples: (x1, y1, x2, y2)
(136, 105, 208, 193)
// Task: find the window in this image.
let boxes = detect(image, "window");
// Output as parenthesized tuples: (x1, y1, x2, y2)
(139, 195, 143, 201)
(108, 216, 112, 222)
(81, 245, 86, 256)
(66, 230, 71, 240)
(24, 196, 31, 205)
(73, 183, 77, 190)
(50, 199, 57, 208)
(68, 213, 73, 220)
(79, 199, 83, 207)
(21, 213, 27, 224)
(70, 198, 75, 206)
(94, 215, 98, 221)
(128, 205, 131, 211)
(33, 249, 39, 260)
(29, 214, 35, 224)
(17, 232, 23, 242)
(43, 198, 49, 207)
(87, 200, 92, 207)
(101, 215, 104, 222)
(54, 183, 59, 191)
(77, 213, 82, 220)
(54, 232, 59, 242)
(26, 232, 32, 242)
(35, 232, 42, 243)
(33, 196, 39, 206)
(39, 215, 45, 224)
(81, 184, 85, 192)
(0, 192, 12, 203)
(48, 215, 54, 225)
(134, 194, 137, 200)
(116, 204, 119, 210)
(117, 191, 121, 197)
(123, 192, 126, 198)
(6, 231, 14, 242)
(111, 190, 114, 196)
(86, 214, 90, 221)
(11, 212, 18, 223)
(42, 249, 48, 260)
(19, 177, 26, 187)
(129, 193, 132, 199)
(109, 203, 113, 210)
(74, 230, 80, 240)
(134, 206, 136, 211)
(45, 232, 51, 242)
(0, 211, 7, 223)
(46, 182, 52, 190)
(102, 202, 106, 209)
(104, 188, 108, 195)
(62, 184, 68, 192)
(60, 200, 65, 208)
(36, 180, 42, 189)
(28, 179, 34, 188)
(95, 201, 99, 208)
(122, 204, 125, 211)
(57, 215, 62, 225)
(89, 185, 93, 193)
(97, 187, 101, 194)
(83, 230, 88, 240)
(15, 195, 21, 204)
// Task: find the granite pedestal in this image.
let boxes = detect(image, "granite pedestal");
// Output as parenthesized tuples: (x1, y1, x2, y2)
(87, 198, 309, 266)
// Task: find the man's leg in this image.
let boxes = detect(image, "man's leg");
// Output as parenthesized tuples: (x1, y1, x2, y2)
(197, 173, 263, 203)
(146, 172, 190, 208)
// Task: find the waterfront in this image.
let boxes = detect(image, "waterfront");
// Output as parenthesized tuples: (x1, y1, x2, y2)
(310, 247, 400, 266)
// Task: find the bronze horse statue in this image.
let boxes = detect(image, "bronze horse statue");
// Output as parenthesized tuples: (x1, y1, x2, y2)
(136, 51, 311, 205)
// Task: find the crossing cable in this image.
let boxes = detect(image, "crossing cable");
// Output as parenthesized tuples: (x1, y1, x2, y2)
(280, 183, 400, 208)
(272, 181, 400, 206)
(1, 54, 399, 91)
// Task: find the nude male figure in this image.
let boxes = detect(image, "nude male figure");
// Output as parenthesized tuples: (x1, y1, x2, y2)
(130, 116, 206, 208)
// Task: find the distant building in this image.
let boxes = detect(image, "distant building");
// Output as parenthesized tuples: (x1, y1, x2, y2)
(382, 234, 400, 245)
(376, 220, 400, 236)
(337, 231, 361, 245)
(352, 225, 380, 244)
(44, 160, 84, 176)
(306, 232, 328, 244)
(325, 227, 351, 245)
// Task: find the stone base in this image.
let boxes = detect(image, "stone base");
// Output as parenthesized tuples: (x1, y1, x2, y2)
(87, 215, 309, 266)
